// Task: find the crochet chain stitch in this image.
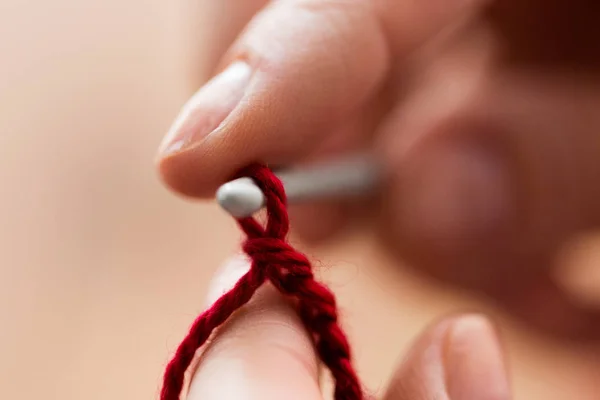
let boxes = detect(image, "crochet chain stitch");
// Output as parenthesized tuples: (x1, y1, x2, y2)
(160, 163, 363, 400)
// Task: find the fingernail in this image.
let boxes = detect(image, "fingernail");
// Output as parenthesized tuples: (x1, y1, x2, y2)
(444, 315, 510, 400)
(158, 61, 252, 156)
(400, 142, 513, 246)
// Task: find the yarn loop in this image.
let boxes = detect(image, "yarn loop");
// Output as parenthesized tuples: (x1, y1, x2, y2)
(160, 163, 363, 400)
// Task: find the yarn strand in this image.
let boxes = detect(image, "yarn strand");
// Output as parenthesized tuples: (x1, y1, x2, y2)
(160, 163, 363, 400)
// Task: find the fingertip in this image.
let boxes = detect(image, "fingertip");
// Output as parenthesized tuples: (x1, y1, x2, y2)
(155, 1, 389, 199)
(385, 313, 510, 400)
(187, 254, 322, 400)
(157, 145, 227, 198)
(443, 314, 510, 400)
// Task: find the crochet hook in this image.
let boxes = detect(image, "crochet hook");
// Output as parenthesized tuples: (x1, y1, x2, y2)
(216, 154, 380, 218)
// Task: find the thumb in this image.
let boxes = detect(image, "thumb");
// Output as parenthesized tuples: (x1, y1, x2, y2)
(156, 0, 485, 198)
(384, 314, 510, 400)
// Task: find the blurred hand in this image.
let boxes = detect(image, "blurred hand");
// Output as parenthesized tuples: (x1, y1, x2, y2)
(156, 0, 600, 340)
(185, 256, 510, 400)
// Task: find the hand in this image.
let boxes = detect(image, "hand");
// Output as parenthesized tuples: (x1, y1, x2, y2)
(155, 0, 600, 340)
(184, 256, 510, 400)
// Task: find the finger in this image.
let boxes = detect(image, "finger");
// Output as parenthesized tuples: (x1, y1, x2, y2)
(287, 82, 394, 243)
(186, 254, 322, 400)
(287, 104, 380, 243)
(376, 30, 600, 338)
(377, 28, 600, 280)
(384, 314, 510, 400)
(157, 0, 486, 198)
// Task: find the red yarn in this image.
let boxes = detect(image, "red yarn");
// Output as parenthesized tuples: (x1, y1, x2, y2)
(160, 164, 363, 400)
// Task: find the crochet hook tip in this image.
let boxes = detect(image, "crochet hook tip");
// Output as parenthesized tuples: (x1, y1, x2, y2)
(216, 154, 380, 218)
(216, 177, 265, 218)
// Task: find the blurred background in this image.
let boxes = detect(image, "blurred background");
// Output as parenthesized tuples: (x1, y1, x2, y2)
(1, 1, 599, 399)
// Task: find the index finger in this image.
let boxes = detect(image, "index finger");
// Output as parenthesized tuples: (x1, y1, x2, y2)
(156, 0, 485, 198)
(186, 255, 323, 400)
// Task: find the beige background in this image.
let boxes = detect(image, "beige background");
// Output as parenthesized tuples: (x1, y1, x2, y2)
(1, 1, 599, 399)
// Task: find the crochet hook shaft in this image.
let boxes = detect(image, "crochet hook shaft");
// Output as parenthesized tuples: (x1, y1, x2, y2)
(216, 154, 380, 218)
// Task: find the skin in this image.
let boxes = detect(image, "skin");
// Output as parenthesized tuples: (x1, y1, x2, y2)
(154, 0, 599, 397)
(186, 256, 510, 400)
